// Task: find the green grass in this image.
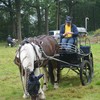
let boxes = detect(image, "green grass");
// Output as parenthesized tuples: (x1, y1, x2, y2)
(0, 43, 100, 100)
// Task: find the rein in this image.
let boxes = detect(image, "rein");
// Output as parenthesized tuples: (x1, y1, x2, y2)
(40, 47, 79, 67)
(33, 37, 78, 67)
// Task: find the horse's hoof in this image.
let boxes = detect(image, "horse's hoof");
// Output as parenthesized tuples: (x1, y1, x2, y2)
(43, 85, 48, 91)
(39, 93, 46, 100)
(54, 83, 59, 89)
(23, 93, 30, 99)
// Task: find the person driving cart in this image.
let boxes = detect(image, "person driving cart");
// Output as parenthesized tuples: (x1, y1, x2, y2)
(60, 16, 78, 50)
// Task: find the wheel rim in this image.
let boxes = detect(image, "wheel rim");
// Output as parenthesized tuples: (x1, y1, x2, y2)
(82, 63, 91, 84)
(80, 60, 92, 85)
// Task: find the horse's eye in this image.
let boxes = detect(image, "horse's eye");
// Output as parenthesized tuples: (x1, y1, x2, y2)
(40, 41, 43, 44)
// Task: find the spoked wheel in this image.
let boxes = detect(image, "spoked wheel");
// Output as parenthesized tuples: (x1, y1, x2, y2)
(89, 53, 94, 78)
(80, 60, 92, 86)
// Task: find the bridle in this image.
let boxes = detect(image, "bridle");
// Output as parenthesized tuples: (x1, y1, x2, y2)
(30, 43, 43, 68)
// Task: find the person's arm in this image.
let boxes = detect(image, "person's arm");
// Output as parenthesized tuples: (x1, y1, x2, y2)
(72, 24, 78, 37)
(60, 24, 65, 38)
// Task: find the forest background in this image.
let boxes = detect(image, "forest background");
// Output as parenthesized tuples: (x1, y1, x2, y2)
(0, 0, 100, 41)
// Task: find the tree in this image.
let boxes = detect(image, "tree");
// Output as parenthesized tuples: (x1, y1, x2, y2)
(15, 0, 22, 41)
(0, 0, 16, 37)
(0, 0, 100, 41)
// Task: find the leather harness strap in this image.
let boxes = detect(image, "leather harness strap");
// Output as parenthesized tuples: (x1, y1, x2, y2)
(30, 43, 42, 68)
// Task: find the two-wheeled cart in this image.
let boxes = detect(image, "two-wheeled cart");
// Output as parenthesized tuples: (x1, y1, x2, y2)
(53, 33, 94, 86)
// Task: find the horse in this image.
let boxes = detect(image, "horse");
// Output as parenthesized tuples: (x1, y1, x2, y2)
(14, 35, 60, 99)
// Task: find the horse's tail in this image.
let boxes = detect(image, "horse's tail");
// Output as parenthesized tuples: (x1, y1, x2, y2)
(48, 60, 60, 84)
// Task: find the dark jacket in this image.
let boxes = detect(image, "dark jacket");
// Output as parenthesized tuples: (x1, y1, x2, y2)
(60, 24, 78, 38)
(7, 36, 13, 43)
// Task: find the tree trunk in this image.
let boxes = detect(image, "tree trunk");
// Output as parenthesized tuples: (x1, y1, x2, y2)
(7, 0, 16, 37)
(36, 0, 41, 35)
(45, 6, 49, 34)
(56, 1, 59, 30)
(56, 1, 61, 30)
(15, 0, 22, 42)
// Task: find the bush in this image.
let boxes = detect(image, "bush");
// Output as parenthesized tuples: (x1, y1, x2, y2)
(94, 29, 100, 36)
(88, 31, 94, 35)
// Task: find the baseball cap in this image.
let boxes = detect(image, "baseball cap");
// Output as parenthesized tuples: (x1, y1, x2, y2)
(66, 16, 72, 23)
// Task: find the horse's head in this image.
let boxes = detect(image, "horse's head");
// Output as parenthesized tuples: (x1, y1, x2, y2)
(28, 72, 44, 96)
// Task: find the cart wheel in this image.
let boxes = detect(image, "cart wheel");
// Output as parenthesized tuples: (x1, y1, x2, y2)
(90, 53, 94, 78)
(80, 60, 92, 86)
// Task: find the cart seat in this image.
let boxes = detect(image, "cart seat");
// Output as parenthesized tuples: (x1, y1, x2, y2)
(80, 45, 91, 54)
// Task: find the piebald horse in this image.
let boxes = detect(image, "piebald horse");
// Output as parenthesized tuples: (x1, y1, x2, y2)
(14, 35, 60, 99)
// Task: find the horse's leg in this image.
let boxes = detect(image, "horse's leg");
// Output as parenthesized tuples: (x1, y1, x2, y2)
(31, 95, 39, 100)
(48, 60, 54, 84)
(22, 68, 30, 99)
(48, 60, 59, 89)
(53, 67, 59, 89)
(52, 61, 60, 89)
(42, 66, 49, 91)
(34, 68, 46, 100)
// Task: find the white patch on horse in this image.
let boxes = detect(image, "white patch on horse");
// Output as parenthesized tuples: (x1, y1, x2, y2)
(20, 43, 36, 71)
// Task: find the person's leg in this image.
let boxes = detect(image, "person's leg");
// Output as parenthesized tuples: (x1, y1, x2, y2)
(11, 41, 14, 47)
(67, 38, 74, 49)
(7, 41, 9, 46)
(8, 41, 11, 46)
(61, 38, 68, 49)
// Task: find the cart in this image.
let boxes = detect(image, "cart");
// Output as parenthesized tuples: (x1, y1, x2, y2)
(53, 32, 94, 86)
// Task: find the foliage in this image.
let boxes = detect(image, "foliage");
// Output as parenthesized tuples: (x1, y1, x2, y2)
(94, 28, 100, 36)
(0, 0, 100, 41)
(88, 31, 94, 35)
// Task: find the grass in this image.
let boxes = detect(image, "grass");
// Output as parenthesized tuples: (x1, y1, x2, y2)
(0, 42, 100, 100)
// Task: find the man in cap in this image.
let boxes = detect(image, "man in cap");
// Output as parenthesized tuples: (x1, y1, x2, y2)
(60, 16, 78, 50)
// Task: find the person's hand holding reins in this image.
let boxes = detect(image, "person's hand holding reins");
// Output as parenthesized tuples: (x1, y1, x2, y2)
(63, 32, 73, 37)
